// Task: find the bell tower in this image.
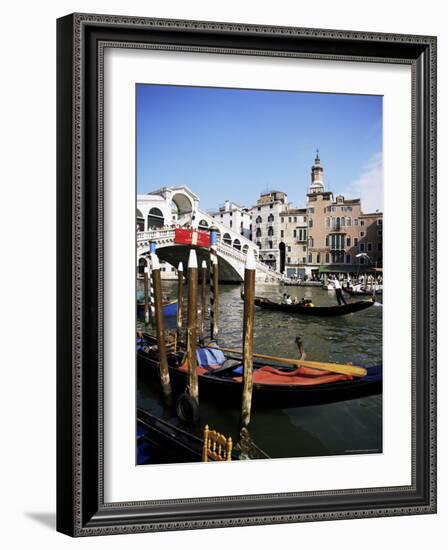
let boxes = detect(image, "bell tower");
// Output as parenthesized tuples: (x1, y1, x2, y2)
(310, 150, 324, 194)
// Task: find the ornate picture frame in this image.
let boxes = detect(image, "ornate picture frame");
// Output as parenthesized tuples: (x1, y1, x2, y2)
(57, 13, 436, 536)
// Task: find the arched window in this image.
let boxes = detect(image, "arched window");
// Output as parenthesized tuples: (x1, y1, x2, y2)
(136, 209, 144, 231)
(341, 217, 345, 227)
(308, 237, 314, 248)
(147, 207, 164, 229)
(346, 217, 352, 227)
(336, 216, 341, 229)
(255, 216, 262, 224)
(138, 257, 147, 275)
(198, 219, 209, 230)
(326, 236, 329, 247)
(256, 228, 262, 238)
(267, 213, 274, 222)
(233, 239, 241, 251)
(267, 227, 274, 236)
(309, 219, 313, 228)
(223, 233, 232, 245)
(242, 244, 249, 254)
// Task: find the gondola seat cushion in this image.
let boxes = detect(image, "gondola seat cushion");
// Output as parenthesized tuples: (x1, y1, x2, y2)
(196, 348, 226, 368)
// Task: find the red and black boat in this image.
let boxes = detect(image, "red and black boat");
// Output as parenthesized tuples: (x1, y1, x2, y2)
(137, 334, 382, 409)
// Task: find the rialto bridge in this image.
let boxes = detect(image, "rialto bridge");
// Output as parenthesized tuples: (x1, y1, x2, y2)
(136, 186, 285, 283)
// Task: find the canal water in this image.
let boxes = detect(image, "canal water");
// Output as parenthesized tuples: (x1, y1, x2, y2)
(137, 281, 382, 460)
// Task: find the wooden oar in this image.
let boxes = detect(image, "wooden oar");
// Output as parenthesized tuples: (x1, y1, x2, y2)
(211, 346, 367, 378)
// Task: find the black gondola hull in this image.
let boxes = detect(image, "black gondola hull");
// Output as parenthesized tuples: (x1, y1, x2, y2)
(253, 297, 375, 316)
(137, 409, 205, 464)
(137, 350, 382, 409)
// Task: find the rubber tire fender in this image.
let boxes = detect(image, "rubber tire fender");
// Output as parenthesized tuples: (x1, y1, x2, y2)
(176, 392, 199, 424)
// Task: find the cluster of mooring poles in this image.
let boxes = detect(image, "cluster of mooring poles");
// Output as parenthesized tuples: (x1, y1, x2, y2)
(145, 225, 258, 454)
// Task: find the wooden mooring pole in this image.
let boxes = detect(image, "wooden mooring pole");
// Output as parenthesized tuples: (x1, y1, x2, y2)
(186, 249, 199, 403)
(151, 252, 172, 400)
(239, 248, 256, 440)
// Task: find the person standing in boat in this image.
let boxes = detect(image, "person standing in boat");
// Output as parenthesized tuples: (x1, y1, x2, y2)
(295, 336, 306, 360)
(331, 276, 347, 306)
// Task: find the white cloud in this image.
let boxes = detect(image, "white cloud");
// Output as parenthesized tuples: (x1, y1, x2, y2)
(345, 152, 383, 213)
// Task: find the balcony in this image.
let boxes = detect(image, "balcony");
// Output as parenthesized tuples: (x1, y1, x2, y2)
(329, 223, 348, 233)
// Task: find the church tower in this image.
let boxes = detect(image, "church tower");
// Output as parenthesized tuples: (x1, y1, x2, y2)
(309, 150, 324, 194)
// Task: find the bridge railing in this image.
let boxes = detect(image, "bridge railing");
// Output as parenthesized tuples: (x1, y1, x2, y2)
(196, 210, 256, 250)
(137, 228, 175, 242)
(217, 241, 285, 281)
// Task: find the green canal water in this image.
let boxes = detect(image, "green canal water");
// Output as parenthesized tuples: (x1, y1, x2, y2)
(137, 281, 383, 460)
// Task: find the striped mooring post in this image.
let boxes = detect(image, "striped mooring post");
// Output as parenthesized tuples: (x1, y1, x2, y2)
(209, 226, 219, 341)
(149, 241, 156, 320)
(200, 260, 207, 343)
(143, 265, 150, 325)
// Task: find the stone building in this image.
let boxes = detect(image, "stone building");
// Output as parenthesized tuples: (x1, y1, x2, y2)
(358, 212, 383, 268)
(279, 209, 308, 279)
(305, 152, 383, 278)
(251, 191, 289, 271)
(208, 200, 252, 240)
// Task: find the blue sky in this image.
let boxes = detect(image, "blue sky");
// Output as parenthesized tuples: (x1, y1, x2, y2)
(136, 84, 382, 212)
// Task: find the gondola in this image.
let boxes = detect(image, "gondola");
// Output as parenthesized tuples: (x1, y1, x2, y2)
(252, 296, 375, 316)
(137, 408, 269, 464)
(343, 286, 383, 297)
(137, 408, 204, 464)
(137, 334, 382, 408)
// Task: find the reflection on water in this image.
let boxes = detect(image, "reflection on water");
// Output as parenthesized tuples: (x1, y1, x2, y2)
(137, 281, 383, 459)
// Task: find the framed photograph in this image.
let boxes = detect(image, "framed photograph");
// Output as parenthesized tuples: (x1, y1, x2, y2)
(57, 13, 437, 536)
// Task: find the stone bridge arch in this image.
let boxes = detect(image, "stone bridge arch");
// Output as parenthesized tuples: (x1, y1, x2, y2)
(150, 245, 244, 282)
(171, 192, 194, 216)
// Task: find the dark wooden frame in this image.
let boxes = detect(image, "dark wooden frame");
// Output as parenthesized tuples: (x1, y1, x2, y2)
(57, 13, 437, 536)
